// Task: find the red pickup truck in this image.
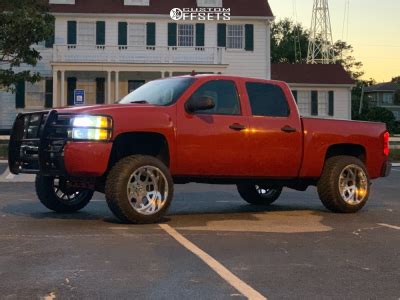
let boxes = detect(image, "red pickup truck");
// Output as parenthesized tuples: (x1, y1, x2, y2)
(9, 75, 391, 223)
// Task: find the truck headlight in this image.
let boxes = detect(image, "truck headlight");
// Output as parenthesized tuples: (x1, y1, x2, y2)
(69, 115, 113, 141)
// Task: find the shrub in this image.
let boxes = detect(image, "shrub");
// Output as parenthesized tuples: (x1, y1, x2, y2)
(362, 107, 397, 133)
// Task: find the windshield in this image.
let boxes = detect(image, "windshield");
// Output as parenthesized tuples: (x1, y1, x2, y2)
(119, 78, 196, 106)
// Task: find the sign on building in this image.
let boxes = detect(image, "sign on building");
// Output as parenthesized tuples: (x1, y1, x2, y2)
(74, 89, 85, 105)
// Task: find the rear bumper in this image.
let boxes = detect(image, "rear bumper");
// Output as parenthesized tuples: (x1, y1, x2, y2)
(381, 159, 392, 177)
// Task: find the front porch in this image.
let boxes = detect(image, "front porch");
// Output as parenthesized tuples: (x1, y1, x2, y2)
(52, 63, 228, 107)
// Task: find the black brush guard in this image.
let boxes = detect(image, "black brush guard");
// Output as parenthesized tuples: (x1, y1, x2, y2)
(8, 110, 73, 176)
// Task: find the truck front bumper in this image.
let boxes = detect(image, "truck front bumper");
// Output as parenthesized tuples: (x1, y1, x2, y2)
(8, 110, 112, 177)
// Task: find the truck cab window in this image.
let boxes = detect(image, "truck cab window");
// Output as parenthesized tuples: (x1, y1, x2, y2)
(189, 80, 240, 115)
(246, 82, 289, 117)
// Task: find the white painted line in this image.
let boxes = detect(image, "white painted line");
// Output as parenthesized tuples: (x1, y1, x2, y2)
(159, 224, 267, 300)
(378, 223, 400, 230)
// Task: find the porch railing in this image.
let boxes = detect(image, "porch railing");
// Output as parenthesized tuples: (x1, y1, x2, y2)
(53, 45, 224, 65)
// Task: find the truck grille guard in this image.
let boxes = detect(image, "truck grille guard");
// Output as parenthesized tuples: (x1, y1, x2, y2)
(8, 110, 74, 176)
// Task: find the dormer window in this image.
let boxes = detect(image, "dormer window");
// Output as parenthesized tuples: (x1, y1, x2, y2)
(49, 0, 75, 4)
(124, 0, 150, 6)
(197, 0, 222, 7)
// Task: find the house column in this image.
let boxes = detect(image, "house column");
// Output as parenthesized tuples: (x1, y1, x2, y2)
(107, 71, 112, 104)
(115, 71, 119, 102)
(60, 70, 65, 107)
(52, 70, 59, 108)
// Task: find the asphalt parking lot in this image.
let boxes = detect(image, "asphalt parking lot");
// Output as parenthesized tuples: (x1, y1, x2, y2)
(0, 163, 399, 299)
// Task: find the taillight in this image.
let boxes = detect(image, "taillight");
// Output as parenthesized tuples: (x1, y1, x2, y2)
(383, 131, 390, 156)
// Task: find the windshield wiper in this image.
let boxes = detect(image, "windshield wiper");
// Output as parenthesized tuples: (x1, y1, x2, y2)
(129, 100, 149, 104)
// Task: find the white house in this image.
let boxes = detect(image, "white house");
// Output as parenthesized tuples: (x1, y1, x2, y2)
(0, 0, 274, 131)
(271, 63, 354, 120)
(0, 0, 354, 132)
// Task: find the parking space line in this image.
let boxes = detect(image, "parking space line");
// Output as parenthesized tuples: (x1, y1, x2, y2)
(378, 223, 400, 230)
(159, 224, 267, 300)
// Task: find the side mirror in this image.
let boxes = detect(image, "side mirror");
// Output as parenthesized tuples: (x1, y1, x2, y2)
(185, 96, 216, 113)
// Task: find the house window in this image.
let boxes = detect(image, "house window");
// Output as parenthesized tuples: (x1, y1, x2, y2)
(25, 81, 45, 108)
(227, 25, 244, 49)
(177, 24, 194, 47)
(318, 91, 329, 116)
(78, 22, 95, 45)
(129, 23, 146, 46)
(393, 111, 400, 121)
(382, 93, 394, 105)
(297, 91, 311, 115)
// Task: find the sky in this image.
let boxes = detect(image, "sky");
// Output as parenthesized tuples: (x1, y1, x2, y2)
(268, 0, 400, 82)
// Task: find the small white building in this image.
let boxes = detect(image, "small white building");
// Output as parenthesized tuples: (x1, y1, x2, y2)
(0, 0, 274, 131)
(271, 63, 354, 120)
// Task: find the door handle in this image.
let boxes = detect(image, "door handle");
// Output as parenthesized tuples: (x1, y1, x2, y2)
(281, 125, 297, 133)
(229, 123, 246, 131)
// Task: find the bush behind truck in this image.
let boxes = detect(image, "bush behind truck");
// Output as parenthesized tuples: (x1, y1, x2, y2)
(8, 75, 391, 223)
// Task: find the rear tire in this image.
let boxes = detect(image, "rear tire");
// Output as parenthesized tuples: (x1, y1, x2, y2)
(105, 155, 174, 224)
(237, 184, 282, 205)
(317, 155, 370, 213)
(35, 175, 94, 213)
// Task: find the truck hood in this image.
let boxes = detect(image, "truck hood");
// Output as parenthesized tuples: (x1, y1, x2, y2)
(55, 103, 157, 115)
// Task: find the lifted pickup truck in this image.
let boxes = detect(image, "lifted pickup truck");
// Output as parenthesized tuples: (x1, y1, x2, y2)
(9, 75, 391, 223)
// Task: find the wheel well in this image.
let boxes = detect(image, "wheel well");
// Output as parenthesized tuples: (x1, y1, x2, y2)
(325, 144, 366, 163)
(108, 132, 170, 169)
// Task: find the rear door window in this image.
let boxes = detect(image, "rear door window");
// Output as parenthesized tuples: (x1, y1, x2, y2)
(246, 82, 289, 117)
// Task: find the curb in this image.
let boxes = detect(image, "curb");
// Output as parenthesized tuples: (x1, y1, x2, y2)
(392, 163, 400, 167)
(0, 160, 7, 163)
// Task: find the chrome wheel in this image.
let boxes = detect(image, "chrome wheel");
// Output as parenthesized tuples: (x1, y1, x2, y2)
(53, 178, 84, 205)
(126, 166, 169, 216)
(338, 164, 368, 205)
(256, 185, 277, 198)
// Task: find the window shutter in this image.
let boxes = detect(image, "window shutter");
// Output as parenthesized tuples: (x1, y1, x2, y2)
(118, 22, 127, 46)
(217, 24, 226, 47)
(245, 24, 254, 51)
(328, 91, 334, 116)
(168, 23, 177, 47)
(96, 78, 105, 104)
(96, 21, 106, 45)
(15, 80, 25, 109)
(292, 90, 298, 103)
(67, 77, 77, 106)
(45, 79, 53, 108)
(311, 91, 318, 116)
(45, 20, 55, 48)
(67, 21, 77, 45)
(146, 22, 156, 46)
(196, 23, 205, 47)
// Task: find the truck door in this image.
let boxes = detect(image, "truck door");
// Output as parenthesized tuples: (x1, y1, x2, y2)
(244, 81, 302, 178)
(176, 79, 250, 176)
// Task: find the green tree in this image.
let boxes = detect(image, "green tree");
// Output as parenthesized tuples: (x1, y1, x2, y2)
(362, 107, 397, 133)
(271, 19, 309, 64)
(271, 19, 364, 80)
(0, 0, 54, 90)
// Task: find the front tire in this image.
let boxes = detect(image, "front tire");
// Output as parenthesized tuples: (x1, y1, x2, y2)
(35, 175, 94, 213)
(105, 155, 174, 224)
(237, 184, 283, 205)
(317, 156, 370, 213)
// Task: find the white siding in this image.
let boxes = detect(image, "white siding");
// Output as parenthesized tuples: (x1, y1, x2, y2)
(290, 85, 352, 120)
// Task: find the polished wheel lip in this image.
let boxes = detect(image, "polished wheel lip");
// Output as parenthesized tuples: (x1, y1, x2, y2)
(255, 185, 276, 198)
(338, 164, 368, 205)
(126, 165, 169, 216)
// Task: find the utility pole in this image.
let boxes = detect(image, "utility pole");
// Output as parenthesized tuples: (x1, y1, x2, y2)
(307, 0, 336, 64)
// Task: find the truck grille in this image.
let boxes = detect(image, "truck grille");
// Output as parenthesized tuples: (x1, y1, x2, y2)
(9, 110, 73, 175)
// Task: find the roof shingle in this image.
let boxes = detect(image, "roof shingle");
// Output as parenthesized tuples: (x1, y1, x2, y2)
(271, 63, 355, 85)
(50, 0, 274, 17)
